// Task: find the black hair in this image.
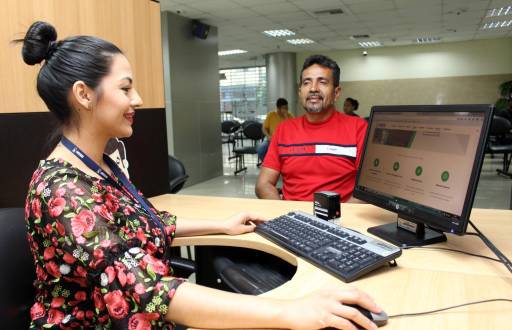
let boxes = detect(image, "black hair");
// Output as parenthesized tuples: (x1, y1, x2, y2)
(19, 21, 123, 125)
(300, 54, 341, 87)
(345, 97, 359, 110)
(276, 98, 288, 108)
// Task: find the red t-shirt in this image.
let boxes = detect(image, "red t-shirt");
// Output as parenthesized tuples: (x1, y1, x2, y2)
(263, 110, 368, 202)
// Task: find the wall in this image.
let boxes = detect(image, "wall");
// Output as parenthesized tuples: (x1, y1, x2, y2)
(161, 11, 223, 186)
(1, 0, 164, 113)
(297, 38, 512, 117)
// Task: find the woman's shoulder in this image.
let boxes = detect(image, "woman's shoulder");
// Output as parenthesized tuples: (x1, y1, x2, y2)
(28, 158, 93, 191)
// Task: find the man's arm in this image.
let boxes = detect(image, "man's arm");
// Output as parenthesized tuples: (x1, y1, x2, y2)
(262, 125, 271, 139)
(255, 166, 281, 199)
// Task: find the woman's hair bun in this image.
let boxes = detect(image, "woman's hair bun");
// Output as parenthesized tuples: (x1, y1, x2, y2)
(21, 21, 57, 65)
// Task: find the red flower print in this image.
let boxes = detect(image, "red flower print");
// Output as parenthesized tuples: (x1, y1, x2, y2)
(45, 261, 61, 278)
(70, 197, 78, 210)
(104, 290, 129, 319)
(76, 310, 85, 320)
(66, 182, 76, 189)
(75, 291, 87, 301)
(36, 181, 46, 195)
(100, 239, 112, 248)
(105, 193, 120, 212)
(63, 252, 76, 264)
(86, 310, 94, 319)
(134, 283, 146, 295)
(35, 265, 47, 281)
(43, 246, 55, 260)
(74, 187, 85, 196)
(145, 241, 157, 255)
(71, 210, 95, 238)
(123, 204, 135, 216)
(31, 198, 42, 219)
(55, 221, 66, 236)
(128, 313, 159, 330)
(92, 288, 106, 311)
(48, 197, 66, 217)
(168, 288, 176, 299)
(30, 302, 45, 320)
(142, 255, 169, 275)
(126, 272, 136, 285)
(75, 266, 87, 278)
(105, 266, 116, 284)
(50, 297, 65, 308)
(92, 193, 103, 203)
(93, 204, 114, 222)
(93, 248, 104, 260)
(55, 187, 66, 197)
(136, 227, 147, 244)
(47, 308, 65, 324)
(25, 201, 30, 219)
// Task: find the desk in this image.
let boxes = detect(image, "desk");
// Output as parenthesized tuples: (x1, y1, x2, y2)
(150, 194, 512, 330)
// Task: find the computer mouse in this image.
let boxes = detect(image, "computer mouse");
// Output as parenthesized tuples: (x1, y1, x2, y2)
(324, 304, 388, 329)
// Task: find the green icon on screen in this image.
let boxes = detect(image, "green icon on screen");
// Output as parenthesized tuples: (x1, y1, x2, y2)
(374, 158, 380, 167)
(415, 166, 423, 176)
(393, 161, 400, 171)
(441, 171, 450, 182)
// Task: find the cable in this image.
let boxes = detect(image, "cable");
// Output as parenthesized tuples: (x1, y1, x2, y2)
(468, 220, 512, 274)
(389, 299, 512, 318)
(401, 246, 501, 263)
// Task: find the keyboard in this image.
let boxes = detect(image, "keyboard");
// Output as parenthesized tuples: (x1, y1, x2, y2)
(255, 211, 402, 283)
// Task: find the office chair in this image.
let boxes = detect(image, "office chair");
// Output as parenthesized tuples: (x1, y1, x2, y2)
(0, 208, 36, 329)
(168, 155, 190, 193)
(233, 121, 265, 174)
(221, 120, 241, 159)
(487, 116, 512, 178)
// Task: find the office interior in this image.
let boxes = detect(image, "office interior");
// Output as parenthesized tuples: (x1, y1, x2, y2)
(1, 0, 512, 329)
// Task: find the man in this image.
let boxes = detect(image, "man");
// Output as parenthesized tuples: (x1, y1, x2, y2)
(256, 55, 368, 202)
(257, 98, 293, 161)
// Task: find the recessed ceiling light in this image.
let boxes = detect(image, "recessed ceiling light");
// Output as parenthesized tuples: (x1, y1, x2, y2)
(286, 38, 315, 45)
(263, 29, 295, 37)
(358, 41, 382, 48)
(218, 49, 248, 56)
(482, 20, 512, 29)
(416, 37, 442, 43)
(487, 6, 512, 17)
(350, 34, 370, 39)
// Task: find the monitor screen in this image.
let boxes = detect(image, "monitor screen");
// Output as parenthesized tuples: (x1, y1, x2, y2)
(354, 105, 493, 246)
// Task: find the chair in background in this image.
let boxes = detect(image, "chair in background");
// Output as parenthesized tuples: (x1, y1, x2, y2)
(486, 116, 512, 178)
(232, 121, 265, 175)
(0, 208, 35, 329)
(221, 120, 241, 159)
(168, 155, 190, 194)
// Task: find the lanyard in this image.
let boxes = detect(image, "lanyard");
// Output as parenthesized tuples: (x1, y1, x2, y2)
(60, 136, 165, 234)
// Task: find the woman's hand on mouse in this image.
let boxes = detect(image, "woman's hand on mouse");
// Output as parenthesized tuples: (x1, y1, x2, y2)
(280, 286, 381, 330)
(222, 212, 267, 235)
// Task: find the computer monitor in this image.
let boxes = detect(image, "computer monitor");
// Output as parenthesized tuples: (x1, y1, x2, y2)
(353, 105, 493, 246)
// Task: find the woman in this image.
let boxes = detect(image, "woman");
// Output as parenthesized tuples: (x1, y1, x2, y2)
(343, 98, 359, 117)
(21, 21, 381, 329)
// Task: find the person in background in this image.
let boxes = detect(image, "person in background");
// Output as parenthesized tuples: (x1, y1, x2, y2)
(343, 97, 360, 117)
(257, 98, 293, 162)
(21, 21, 380, 330)
(256, 55, 368, 202)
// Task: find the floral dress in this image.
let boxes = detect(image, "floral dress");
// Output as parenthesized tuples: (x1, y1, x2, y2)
(25, 158, 184, 329)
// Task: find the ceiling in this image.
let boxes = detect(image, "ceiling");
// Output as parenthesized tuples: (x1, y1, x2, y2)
(160, 0, 512, 68)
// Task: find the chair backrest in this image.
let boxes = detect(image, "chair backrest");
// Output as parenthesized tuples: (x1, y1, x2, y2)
(490, 115, 512, 137)
(168, 155, 189, 194)
(242, 121, 264, 141)
(221, 120, 241, 134)
(0, 208, 35, 328)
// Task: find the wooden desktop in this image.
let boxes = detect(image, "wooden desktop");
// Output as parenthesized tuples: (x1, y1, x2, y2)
(150, 194, 512, 330)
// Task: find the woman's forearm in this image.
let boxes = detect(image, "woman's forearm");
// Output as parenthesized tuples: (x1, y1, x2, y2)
(174, 219, 226, 237)
(166, 282, 287, 329)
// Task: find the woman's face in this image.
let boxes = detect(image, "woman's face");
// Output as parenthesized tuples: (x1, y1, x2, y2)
(91, 54, 143, 139)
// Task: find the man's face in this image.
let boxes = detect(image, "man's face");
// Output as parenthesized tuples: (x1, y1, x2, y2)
(299, 64, 341, 114)
(277, 105, 288, 116)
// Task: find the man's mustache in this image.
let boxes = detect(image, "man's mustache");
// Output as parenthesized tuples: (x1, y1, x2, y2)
(307, 93, 323, 100)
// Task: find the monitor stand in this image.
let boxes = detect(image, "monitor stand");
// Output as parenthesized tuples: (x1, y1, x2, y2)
(368, 216, 447, 247)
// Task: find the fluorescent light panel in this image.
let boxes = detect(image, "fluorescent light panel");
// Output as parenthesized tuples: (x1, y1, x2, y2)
(416, 37, 441, 43)
(218, 49, 247, 56)
(487, 6, 512, 17)
(286, 38, 315, 45)
(482, 19, 512, 29)
(358, 41, 381, 48)
(263, 29, 295, 37)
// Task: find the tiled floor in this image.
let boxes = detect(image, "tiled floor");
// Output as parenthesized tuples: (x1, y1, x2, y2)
(180, 145, 512, 210)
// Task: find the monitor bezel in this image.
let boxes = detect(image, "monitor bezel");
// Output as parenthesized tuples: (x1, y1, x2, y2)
(353, 104, 494, 235)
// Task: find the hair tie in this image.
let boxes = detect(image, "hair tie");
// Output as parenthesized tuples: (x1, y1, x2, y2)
(46, 40, 58, 61)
